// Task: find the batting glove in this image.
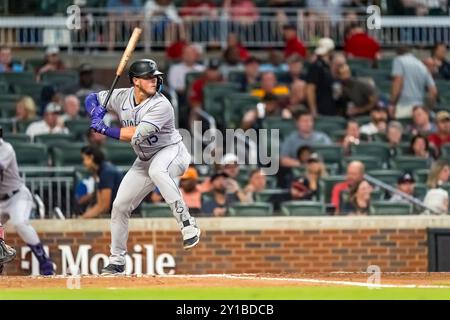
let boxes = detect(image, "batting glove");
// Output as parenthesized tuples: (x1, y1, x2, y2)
(85, 93, 101, 117)
(90, 118, 109, 134)
(91, 105, 107, 121)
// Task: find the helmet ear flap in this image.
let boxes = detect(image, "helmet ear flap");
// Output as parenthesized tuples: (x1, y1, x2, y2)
(157, 76, 163, 93)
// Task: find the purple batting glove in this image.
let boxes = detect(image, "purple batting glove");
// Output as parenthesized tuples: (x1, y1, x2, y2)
(90, 118, 108, 134)
(85, 93, 100, 117)
(92, 105, 107, 120)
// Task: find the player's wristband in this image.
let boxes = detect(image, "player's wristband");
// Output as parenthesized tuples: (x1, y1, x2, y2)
(103, 127, 120, 140)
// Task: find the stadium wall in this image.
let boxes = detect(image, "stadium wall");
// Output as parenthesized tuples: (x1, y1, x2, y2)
(4, 216, 450, 276)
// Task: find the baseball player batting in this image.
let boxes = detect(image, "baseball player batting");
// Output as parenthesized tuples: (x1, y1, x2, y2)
(86, 59, 200, 275)
(0, 126, 54, 275)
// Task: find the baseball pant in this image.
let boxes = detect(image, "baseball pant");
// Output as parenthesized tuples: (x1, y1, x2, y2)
(109, 141, 191, 265)
(0, 185, 40, 245)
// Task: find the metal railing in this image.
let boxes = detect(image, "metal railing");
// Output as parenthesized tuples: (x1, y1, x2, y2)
(20, 166, 75, 219)
(1, 9, 450, 52)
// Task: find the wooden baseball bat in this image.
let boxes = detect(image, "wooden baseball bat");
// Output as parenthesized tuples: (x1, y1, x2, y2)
(102, 27, 142, 109)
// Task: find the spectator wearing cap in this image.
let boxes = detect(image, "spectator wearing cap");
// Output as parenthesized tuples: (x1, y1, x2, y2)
(290, 152, 327, 200)
(241, 93, 291, 130)
(168, 45, 205, 94)
(297, 145, 313, 166)
(25, 102, 69, 139)
(280, 110, 331, 168)
(431, 42, 450, 80)
(390, 47, 437, 119)
(282, 24, 307, 59)
(36, 46, 65, 81)
(337, 63, 378, 117)
(331, 161, 365, 214)
(407, 106, 437, 136)
(386, 121, 404, 157)
(344, 24, 381, 63)
(251, 71, 289, 99)
(305, 37, 338, 116)
(428, 111, 450, 155)
(0, 46, 23, 73)
(243, 169, 267, 203)
(179, 166, 202, 214)
(389, 173, 416, 203)
(63, 64, 106, 106)
(409, 134, 435, 161)
(360, 107, 388, 136)
(201, 172, 240, 217)
(341, 179, 373, 216)
(240, 56, 261, 91)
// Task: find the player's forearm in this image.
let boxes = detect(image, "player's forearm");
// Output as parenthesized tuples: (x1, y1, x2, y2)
(81, 203, 108, 219)
(119, 126, 136, 142)
(281, 156, 301, 168)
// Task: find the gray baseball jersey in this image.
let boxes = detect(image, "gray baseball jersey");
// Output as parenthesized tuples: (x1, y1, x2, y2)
(0, 139, 23, 195)
(97, 88, 182, 160)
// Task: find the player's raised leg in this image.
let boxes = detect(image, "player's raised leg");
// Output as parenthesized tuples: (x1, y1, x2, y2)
(102, 160, 156, 275)
(148, 142, 200, 250)
(8, 186, 54, 275)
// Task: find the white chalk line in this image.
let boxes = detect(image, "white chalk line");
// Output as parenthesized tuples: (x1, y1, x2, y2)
(24, 273, 450, 289)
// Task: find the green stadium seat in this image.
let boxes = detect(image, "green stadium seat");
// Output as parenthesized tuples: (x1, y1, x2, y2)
(350, 142, 391, 164)
(52, 143, 85, 167)
(34, 133, 76, 146)
(367, 169, 403, 186)
(0, 72, 35, 85)
(414, 183, 428, 200)
(204, 83, 240, 123)
(223, 93, 260, 129)
(13, 143, 48, 166)
(15, 119, 37, 133)
(104, 145, 137, 166)
(0, 94, 20, 118)
(40, 71, 79, 89)
(414, 169, 430, 183)
(330, 129, 346, 143)
(0, 80, 9, 94)
(12, 83, 46, 104)
(65, 119, 90, 141)
(185, 71, 203, 92)
(3, 132, 31, 144)
(354, 115, 371, 126)
(228, 202, 273, 216)
(0, 119, 13, 133)
(255, 189, 289, 202)
(314, 116, 346, 135)
(140, 203, 173, 218)
(342, 155, 384, 172)
(24, 59, 44, 73)
(390, 156, 430, 172)
(265, 175, 278, 188)
(319, 175, 345, 204)
(311, 144, 343, 166)
(369, 201, 412, 215)
(261, 117, 296, 141)
(281, 201, 326, 216)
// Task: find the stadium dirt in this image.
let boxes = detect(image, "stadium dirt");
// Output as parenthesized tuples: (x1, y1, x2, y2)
(2, 272, 450, 289)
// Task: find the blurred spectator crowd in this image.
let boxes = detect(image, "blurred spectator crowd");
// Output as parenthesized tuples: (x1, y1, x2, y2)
(2, 1, 450, 218)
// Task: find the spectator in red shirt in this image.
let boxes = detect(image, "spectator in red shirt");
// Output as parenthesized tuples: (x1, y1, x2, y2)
(428, 111, 450, 155)
(344, 24, 381, 63)
(283, 24, 307, 59)
(179, 0, 217, 17)
(189, 58, 223, 109)
(226, 33, 250, 62)
(166, 39, 188, 62)
(331, 161, 365, 214)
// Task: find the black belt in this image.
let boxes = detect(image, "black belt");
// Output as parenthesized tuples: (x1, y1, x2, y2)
(0, 189, 19, 201)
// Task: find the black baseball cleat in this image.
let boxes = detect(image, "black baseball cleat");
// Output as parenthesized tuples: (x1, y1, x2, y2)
(0, 239, 16, 265)
(101, 264, 125, 276)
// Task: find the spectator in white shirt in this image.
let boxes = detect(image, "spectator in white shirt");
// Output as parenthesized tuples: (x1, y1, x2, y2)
(59, 95, 80, 125)
(360, 107, 388, 136)
(26, 102, 69, 139)
(168, 45, 205, 93)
